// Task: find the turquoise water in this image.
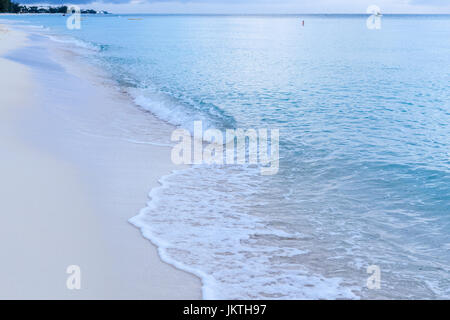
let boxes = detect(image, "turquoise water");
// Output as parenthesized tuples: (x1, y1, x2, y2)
(3, 14, 450, 299)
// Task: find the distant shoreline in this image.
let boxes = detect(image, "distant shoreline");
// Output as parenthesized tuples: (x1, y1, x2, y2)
(2, 13, 450, 16)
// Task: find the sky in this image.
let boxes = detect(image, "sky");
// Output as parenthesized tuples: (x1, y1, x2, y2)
(17, 0, 450, 14)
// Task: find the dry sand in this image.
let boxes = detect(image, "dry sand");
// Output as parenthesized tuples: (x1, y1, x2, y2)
(0, 25, 201, 299)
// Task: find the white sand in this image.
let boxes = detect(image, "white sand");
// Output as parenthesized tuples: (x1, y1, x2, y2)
(0, 25, 201, 299)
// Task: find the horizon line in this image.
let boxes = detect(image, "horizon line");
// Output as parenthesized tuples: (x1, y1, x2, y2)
(95, 12, 450, 15)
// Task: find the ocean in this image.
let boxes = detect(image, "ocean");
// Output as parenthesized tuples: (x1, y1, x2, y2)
(2, 14, 449, 299)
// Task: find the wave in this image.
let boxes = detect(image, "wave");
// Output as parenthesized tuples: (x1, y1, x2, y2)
(45, 34, 100, 52)
(129, 166, 359, 299)
(128, 87, 220, 132)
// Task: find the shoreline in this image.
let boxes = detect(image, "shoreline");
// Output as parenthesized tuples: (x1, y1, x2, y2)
(2, 13, 449, 300)
(0, 23, 202, 299)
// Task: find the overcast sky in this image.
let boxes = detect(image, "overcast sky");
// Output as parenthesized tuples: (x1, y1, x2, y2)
(18, 0, 450, 14)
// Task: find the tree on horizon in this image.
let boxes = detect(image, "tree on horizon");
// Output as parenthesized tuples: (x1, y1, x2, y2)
(0, 0, 11, 13)
(0, 0, 20, 13)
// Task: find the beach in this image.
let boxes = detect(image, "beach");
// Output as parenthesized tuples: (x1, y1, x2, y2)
(1, 13, 449, 299)
(0, 24, 201, 299)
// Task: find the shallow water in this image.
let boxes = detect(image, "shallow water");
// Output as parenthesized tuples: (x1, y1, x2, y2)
(3, 14, 450, 299)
